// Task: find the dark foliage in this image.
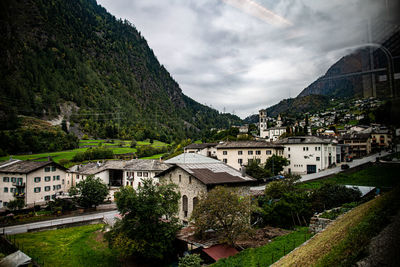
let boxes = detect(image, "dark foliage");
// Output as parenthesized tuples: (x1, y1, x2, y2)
(72, 147, 114, 162)
(0, 0, 242, 145)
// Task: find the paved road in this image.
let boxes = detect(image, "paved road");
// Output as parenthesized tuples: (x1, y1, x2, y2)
(1, 210, 119, 235)
(300, 151, 389, 182)
(251, 151, 389, 191)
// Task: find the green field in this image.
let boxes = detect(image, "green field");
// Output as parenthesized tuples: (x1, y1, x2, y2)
(13, 224, 119, 267)
(0, 139, 170, 164)
(212, 227, 312, 266)
(297, 164, 400, 190)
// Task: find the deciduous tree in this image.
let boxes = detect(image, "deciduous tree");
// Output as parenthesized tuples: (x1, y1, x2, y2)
(72, 175, 108, 208)
(191, 186, 254, 246)
(106, 179, 181, 260)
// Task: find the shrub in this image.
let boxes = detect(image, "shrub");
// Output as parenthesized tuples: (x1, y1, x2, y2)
(179, 254, 203, 267)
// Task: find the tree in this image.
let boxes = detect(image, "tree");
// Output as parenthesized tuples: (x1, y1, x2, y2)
(245, 160, 271, 180)
(61, 119, 68, 133)
(73, 175, 108, 208)
(265, 155, 289, 175)
(191, 186, 254, 246)
(311, 183, 361, 212)
(106, 179, 181, 260)
(7, 198, 25, 211)
(179, 254, 203, 267)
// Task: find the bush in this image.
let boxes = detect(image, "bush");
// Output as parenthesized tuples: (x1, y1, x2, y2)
(311, 184, 361, 213)
(72, 147, 114, 162)
(179, 254, 203, 267)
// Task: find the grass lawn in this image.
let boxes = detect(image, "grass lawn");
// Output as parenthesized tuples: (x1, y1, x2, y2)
(212, 227, 312, 267)
(13, 224, 119, 267)
(297, 164, 400, 190)
(141, 153, 165, 159)
(273, 186, 400, 266)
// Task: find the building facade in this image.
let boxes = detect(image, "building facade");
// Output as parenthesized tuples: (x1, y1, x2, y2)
(157, 153, 255, 223)
(215, 141, 284, 170)
(278, 136, 337, 175)
(0, 160, 69, 209)
(184, 143, 217, 157)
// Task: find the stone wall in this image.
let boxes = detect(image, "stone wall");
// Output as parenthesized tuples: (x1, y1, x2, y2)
(309, 215, 333, 233)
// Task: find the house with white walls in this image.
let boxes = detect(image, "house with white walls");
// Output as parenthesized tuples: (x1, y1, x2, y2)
(0, 159, 69, 209)
(277, 136, 337, 174)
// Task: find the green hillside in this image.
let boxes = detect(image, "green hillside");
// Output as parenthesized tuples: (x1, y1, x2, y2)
(0, 0, 241, 145)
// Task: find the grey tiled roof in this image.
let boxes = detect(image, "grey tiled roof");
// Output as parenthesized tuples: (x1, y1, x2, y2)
(70, 159, 170, 175)
(0, 161, 58, 174)
(277, 136, 334, 145)
(216, 141, 283, 149)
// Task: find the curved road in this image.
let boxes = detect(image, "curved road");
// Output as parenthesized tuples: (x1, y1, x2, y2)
(1, 210, 119, 235)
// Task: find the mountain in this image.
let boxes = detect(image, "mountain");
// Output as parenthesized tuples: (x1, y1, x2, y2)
(244, 95, 329, 123)
(297, 52, 365, 99)
(0, 0, 241, 143)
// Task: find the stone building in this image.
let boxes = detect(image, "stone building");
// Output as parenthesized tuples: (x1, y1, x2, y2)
(158, 153, 255, 223)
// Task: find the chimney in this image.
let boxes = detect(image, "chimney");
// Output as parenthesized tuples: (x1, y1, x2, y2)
(241, 166, 246, 177)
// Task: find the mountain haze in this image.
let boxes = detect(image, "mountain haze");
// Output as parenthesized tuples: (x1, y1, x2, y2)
(0, 0, 241, 142)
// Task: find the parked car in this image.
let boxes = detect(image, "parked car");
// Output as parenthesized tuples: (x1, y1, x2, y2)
(341, 164, 350, 170)
(265, 175, 285, 182)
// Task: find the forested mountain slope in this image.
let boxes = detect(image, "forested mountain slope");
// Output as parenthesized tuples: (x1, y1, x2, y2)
(0, 0, 241, 142)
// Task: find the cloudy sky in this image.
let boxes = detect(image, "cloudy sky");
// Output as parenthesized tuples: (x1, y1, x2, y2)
(97, 0, 383, 118)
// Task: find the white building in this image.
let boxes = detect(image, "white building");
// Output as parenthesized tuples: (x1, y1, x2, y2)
(69, 159, 169, 188)
(259, 109, 268, 138)
(215, 141, 284, 170)
(0, 159, 69, 209)
(278, 136, 337, 174)
(264, 127, 287, 142)
(183, 143, 217, 157)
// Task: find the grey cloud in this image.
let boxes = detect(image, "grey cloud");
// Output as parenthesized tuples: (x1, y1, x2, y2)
(98, 0, 383, 118)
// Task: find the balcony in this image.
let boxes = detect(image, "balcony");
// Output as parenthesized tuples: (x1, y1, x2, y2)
(12, 182, 25, 187)
(14, 192, 25, 198)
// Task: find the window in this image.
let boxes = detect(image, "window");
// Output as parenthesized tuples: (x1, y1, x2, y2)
(57, 185, 61, 190)
(248, 151, 253, 155)
(316, 157, 320, 161)
(51, 195, 56, 200)
(137, 172, 142, 177)
(182, 195, 188, 217)
(288, 154, 290, 158)
(238, 159, 243, 164)
(45, 186, 51, 191)
(34, 187, 41, 193)
(255, 159, 261, 164)
(3, 202, 8, 207)
(53, 185, 56, 190)
(44, 196, 50, 201)
(45, 167, 50, 172)
(238, 151, 243, 155)
(11, 177, 16, 183)
(34, 177, 41, 183)
(143, 172, 148, 177)
(189, 176, 192, 184)
(62, 179, 64, 184)
(256, 150, 261, 155)
(57, 175, 60, 181)
(315, 147, 318, 151)
(3, 177, 9, 182)
(51, 166, 56, 172)
(223, 151, 227, 155)
(288, 147, 290, 152)
(266, 150, 272, 155)
(10, 188, 16, 193)
(193, 197, 199, 210)
(223, 159, 227, 163)
(179, 175, 181, 183)
(53, 176, 56, 181)
(4, 187, 8, 193)
(45, 176, 51, 182)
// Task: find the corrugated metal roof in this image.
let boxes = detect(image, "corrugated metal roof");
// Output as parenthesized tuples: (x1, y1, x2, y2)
(164, 153, 221, 164)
